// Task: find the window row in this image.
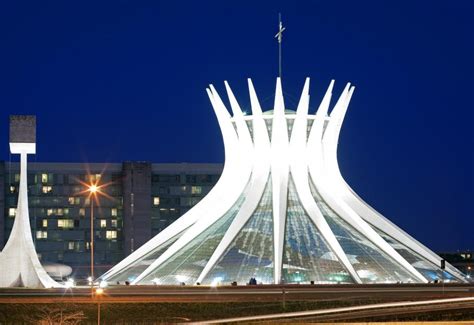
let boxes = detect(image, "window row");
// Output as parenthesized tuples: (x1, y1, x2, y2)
(151, 174, 219, 184)
(152, 196, 202, 207)
(7, 207, 119, 218)
(36, 230, 118, 240)
(38, 219, 120, 229)
(154, 185, 204, 195)
(8, 173, 107, 185)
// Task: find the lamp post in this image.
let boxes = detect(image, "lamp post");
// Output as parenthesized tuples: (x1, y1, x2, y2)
(89, 184, 98, 284)
(79, 176, 112, 289)
(95, 287, 104, 325)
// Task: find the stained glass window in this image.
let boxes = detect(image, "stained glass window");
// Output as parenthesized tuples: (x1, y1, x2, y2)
(140, 194, 247, 285)
(282, 177, 354, 284)
(309, 179, 418, 283)
(203, 177, 274, 285)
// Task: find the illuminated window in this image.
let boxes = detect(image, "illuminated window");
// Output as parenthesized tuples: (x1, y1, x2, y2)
(191, 186, 202, 195)
(68, 197, 75, 205)
(9, 186, 15, 193)
(111, 208, 118, 217)
(68, 242, 75, 250)
(85, 198, 90, 205)
(36, 231, 47, 239)
(88, 174, 102, 182)
(106, 230, 117, 239)
(57, 219, 74, 229)
(42, 186, 53, 194)
(86, 242, 90, 250)
(8, 208, 16, 217)
(100, 219, 107, 228)
(42, 219, 48, 228)
(111, 219, 118, 227)
(153, 197, 160, 206)
(41, 173, 48, 183)
(48, 208, 65, 216)
(79, 208, 85, 217)
(14, 174, 20, 182)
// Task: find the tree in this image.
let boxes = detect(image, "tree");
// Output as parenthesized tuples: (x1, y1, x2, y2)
(24, 306, 86, 325)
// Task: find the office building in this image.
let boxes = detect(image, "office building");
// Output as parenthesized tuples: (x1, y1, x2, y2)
(0, 161, 221, 278)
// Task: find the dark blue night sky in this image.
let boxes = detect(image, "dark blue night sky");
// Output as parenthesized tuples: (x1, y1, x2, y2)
(0, 1, 472, 251)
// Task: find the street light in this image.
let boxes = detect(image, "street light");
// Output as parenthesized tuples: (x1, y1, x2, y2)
(76, 173, 114, 286)
(95, 287, 104, 325)
(65, 278, 75, 289)
(89, 184, 98, 194)
(89, 183, 98, 283)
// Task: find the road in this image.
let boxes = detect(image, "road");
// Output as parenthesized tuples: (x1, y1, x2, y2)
(196, 297, 474, 324)
(0, 283, 472, 304)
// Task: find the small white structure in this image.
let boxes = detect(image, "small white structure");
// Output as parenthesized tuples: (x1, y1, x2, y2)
(0, 116, 61, 288)
(42, 262, 73, 281)
(100, 78, 467, 285)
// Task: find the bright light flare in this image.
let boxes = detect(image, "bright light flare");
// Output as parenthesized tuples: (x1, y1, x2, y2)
(95, 288, 104, 295)
(74, 173, 115, 205)
(175, 275, 188, 283)
(65, 278, 75, 288)
(210, 277, 223, 287)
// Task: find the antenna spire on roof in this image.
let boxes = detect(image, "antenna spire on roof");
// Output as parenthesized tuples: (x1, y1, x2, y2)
(274, 13, 286, 79)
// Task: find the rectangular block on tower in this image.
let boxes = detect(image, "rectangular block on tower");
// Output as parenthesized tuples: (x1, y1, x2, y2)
(9, 115, 36, 154)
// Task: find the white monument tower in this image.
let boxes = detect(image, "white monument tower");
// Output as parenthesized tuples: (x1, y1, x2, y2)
(0, 116, 61, 288)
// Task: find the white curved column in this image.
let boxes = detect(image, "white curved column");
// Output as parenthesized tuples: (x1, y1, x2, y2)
(196, 79, 271, 284)
(322, 91, 465, 282)
(132, 85, 253, 284)
(0, 153, 61, 288)
(293, 80, 361, 283)
(342, 185, 465, 280)
(318, 87, 427, 283)
(102, 86, 243, 281)
(320, 91, 464, 280)
(271, 78, 290, 284)
(341, 186, 466, 281)
(307, 82, 348, 201)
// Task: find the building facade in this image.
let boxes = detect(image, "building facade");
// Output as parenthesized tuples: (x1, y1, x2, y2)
(0, 161, 222, 279)
(439, 251, 473, 279)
